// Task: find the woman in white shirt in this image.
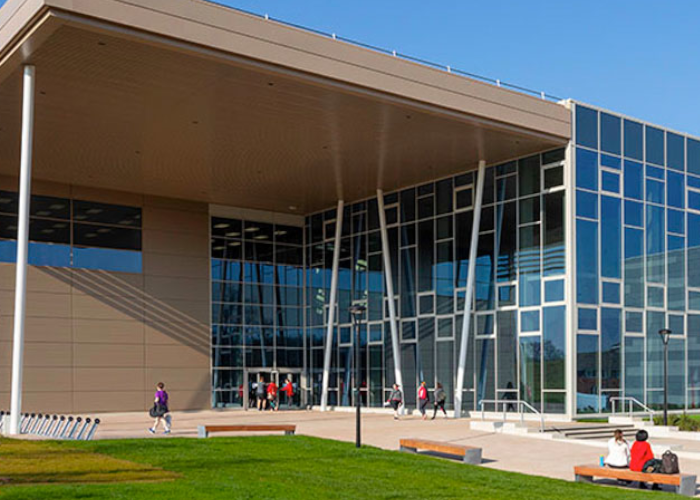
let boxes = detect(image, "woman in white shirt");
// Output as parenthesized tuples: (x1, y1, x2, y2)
(606, 429, 631, 468)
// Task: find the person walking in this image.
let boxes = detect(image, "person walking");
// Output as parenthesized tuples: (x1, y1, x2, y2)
(418, 381, 429, 420)
(267, 378, 279, 412)
(282, 378, 294, 408)
(386, 383, 403, 420)
(256, 376, 267, 411)
(148, 382, 171, 435)
(431, 382, 447, 419)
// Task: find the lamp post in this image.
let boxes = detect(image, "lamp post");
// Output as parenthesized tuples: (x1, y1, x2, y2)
(349, 303, 366, 448)
(658, 328, 671, 426)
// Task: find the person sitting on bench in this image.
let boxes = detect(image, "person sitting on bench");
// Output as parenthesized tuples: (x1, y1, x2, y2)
(606, 429, 630, 469)
(630, 430, 660, 490)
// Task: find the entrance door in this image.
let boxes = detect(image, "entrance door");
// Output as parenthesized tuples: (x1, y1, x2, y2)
(243, 369, 306, 410)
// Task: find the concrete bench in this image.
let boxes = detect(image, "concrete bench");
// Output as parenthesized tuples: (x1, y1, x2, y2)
(574, 464, 697, 497)
(197, 424, 296, 438)
(399, 438, 482, 465)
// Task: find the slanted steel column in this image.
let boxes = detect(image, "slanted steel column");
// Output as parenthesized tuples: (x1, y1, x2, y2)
(320, 200, 344, 411)
(454, 160, 486, 418)
(9, 66, 36, 435)
(376, 190, 403, 392)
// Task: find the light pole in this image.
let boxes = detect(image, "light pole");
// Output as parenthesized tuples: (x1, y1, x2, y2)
(350, 303, 366, 448)
(658, 328, 671, 426)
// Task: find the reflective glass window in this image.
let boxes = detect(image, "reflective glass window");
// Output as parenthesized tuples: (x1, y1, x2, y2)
(576, 190, 598, 219)
(668, 235, 685, 311)
(690, 191, 700, 211)
(519, 196, 540, 224)
(496, 177, 516, 202)
(625, 311, 643, 333)
(646, 165, 665, 180)
(646, 205, 665, 284)
(600, 112, 621, 155)
(577, 334, 599, 413)
(646, 126, 665, 166)
(690, 214, 700, 288)
(624, 200, 643, 227)
(73, 200, 141, 227)
(668, 209, 685, 235)
(497, 311, 517, 391)
(518, 155, 540, 197)
(544, 167, 564, 189)
(578, 308, 597, 331)
(576, 219, 598, 304)
(543, 191, 565, 276)
(575, 105, 598, 149)
(624, 337, 644, 402)
(623, 120, 643, 160)
(624, 160, 643, 200)
(645, 180, 665, 205)
(647, 286, 664, 308)
(689, 139, 700, 176)
(600, 196, 621, 279)
(667, 132, 685, 172)
(600, 308, 621, 389)
(601, 154, 621, 170)
(543, 306, 565, 390)
(542, 148, 565, 164)
(601, 171, 620, 193)
(496, 202, 516, 282)
(667, 171, 684, 209)
(624, 228, 644, 308)
(576, 147, 598, 191)
(519, 336, 541, 410)
(690, 292, 700, 311)
(602, 282, 620, 304)
(498, 285, 516, 306)
(521, 310, 540, 332)
(544, 279, 564, 302)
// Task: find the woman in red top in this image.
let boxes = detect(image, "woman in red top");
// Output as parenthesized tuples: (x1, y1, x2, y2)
(630, 430, 660, 490)
(267, 380, 279, 412)
(417, 381, 429, 420)
(282, 378, 294, 408)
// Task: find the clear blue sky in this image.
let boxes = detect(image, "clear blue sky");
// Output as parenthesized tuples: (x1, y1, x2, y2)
(2, 0, 698, 135)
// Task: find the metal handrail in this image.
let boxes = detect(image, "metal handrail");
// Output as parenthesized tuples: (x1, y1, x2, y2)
(610, 396, 655, 424)
(478, 398, 544, 432)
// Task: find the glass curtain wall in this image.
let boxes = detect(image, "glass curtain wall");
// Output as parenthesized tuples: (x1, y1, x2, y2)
(210, 217, 305, 408)
(574, 102, 700, 414)
(305, 148, 567, 412)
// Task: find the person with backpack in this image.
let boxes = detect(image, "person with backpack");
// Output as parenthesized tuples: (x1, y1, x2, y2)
(417, 381, 430, 420)
(148, 382, 171, 435)
(431, 382, 447, 419)
(386, 384, 403, 420)
(267, 379, 279, 412)
(630, 430, 661, 490)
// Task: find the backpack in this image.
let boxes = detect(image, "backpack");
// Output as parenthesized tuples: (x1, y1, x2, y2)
(662, 450, 680, 474)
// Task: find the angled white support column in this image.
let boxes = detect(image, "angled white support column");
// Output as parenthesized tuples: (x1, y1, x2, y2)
(320, 200, 344, 411)
(377, 190, 403, 392)
(9, 65, 36, 435)
(454, 160, 486, 419)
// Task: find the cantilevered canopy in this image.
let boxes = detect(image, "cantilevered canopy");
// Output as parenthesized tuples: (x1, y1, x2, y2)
(0, 0, 570, 213)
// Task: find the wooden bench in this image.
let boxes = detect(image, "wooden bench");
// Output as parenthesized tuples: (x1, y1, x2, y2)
(574, 465, 697, 497)
(399, 438, 482, 465)
(197, 424, 296, 438)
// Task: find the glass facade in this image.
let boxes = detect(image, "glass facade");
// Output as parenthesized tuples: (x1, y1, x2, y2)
(574, 102, 700, 414)
(0, 191, 142, 273)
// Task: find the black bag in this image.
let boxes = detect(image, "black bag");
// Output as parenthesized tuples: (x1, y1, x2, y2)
(662, 450, 680, 474)
(643, 458, 663, 474)
(148, 404, 158, 418)
(149, 404, 167, 418)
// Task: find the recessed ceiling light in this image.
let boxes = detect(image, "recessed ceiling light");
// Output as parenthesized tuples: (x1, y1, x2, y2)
(244, 227, 260, 232)
(288, 206, 297, 211)
(228, 241, 241, 247)
(74, 215, 87, 220)
(225, 231, 240, 237)
(119, 220, 133, 225)
(53, 223, 67, 229)
(213, 223, 230, 229)
(253, 235, 268, 240)
(49, 204, 64, 210)
(41, 229, 54, 234)
(86, 208, 103, 215)
(97, 228, 111, 233)
(274, 230, 287, 236)
(85, 233, 97, 238)
(213, 246, 225, 251)
(35, 210, 50, 216)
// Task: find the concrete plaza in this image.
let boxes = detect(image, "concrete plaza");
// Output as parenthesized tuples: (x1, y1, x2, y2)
(87, 408, 700, 495)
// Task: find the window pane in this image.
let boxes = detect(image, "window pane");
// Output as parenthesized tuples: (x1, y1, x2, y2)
(577, 334, 599, 413)
(576, 148, 598, 191)
(519, 336, 541, 411)
(667, 132, 685, 172)
(497, 311, 517, 390)
(646, 205, 665, 284)
(624, 160, 643, 200)
(667, 171, 685, 209)
(576, 219, 598, 304)
(600, 196, 621, 279)
(73, 200, 141, 227)
(74, 223, 141, 250)
(646, 126, 664, 166)
(624, 337, 644, 402)
(625, 200, 643, 227)
(543, 191, 565, 276)
(518, 155, 540, 197)
(601, 308, 621, 389)
(624, 120, 643, 160)
(689, 139, 700, 176)
(543, 306, 565, 390)
(576, 105, 598, 149)
(576, 190, 598, 219)
(624, 227, 644, 307)
(600, 112, 621, 155)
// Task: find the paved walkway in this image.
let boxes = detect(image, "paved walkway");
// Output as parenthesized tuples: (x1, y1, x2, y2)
(88, 408, 700, 495)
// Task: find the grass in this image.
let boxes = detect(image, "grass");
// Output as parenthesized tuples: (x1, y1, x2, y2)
(0, 435, 657, 499)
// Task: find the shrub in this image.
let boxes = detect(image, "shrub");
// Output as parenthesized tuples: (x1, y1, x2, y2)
(653, 412, 700, 431)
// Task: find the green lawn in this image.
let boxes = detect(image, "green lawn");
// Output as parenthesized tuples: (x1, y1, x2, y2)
(0, 436, 656, 499)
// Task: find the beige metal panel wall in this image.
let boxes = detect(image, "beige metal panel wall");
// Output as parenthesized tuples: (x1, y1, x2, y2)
(0, 176, 211, 413)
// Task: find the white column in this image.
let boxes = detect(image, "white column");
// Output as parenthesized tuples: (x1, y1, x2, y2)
(376, 190, 403, 392)
(454, 160, 486, 418)
(320, 200, 344, 411)
(9, 65, 36, 435)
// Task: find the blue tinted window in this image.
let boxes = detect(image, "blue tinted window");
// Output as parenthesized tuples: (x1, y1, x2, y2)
(600, 113, 621, 155)
(601, 196, 621, 279)
(543, 306, 566, 390)
(646, 205, 665, 284)
(576, 218, 598, 304)
(646, 126, 665, 165)
(624, 120, 643, 160)
(577, 334, 599, 413)
(576, 148, 598, 190)
(688, 175, 700, 189)
(625, 311, 643, 333)
(646, 180, 664, 205)
(690, 191, 700, 211)
(668, 209, 685, 235)
(576, 190, 598, 219)
(602, 282, 620, 304)
(624, 227, 644, 308)
(667, 171, 685, 209)
(667, 133, 685, 171)
(578, 308, 597, 330)
(647, 286, 664, 308)
(544, 279, 565, 302)
(646, 165, 664, 180)
(73, 247, 142, 273)
(521, 310, 540, 332)
(624, 160, 643, 200)
(625, 200, 643, 227)
(600, 307, 621, 389)
(689, 139, 700, 176)
(576, 106, 598, 149)
(601, 171, 620, 193)
(29, 242, 71, 267)
(600, 154, 621, 170)
(519, 273, 541, 307)
(690, 291, 700, 311)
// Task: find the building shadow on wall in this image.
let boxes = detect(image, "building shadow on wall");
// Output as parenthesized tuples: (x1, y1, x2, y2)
(39, 267, 209, 357)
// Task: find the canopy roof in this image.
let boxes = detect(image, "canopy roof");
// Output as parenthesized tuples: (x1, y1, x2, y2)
(0, 0, 570, 213)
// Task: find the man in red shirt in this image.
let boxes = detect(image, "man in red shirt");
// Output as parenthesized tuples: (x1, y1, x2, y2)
(267, 380, 279, 412)
(630, 430, 660, 490)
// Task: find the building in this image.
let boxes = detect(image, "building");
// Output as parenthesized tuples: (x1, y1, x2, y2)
(0, 0, 695, 422)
